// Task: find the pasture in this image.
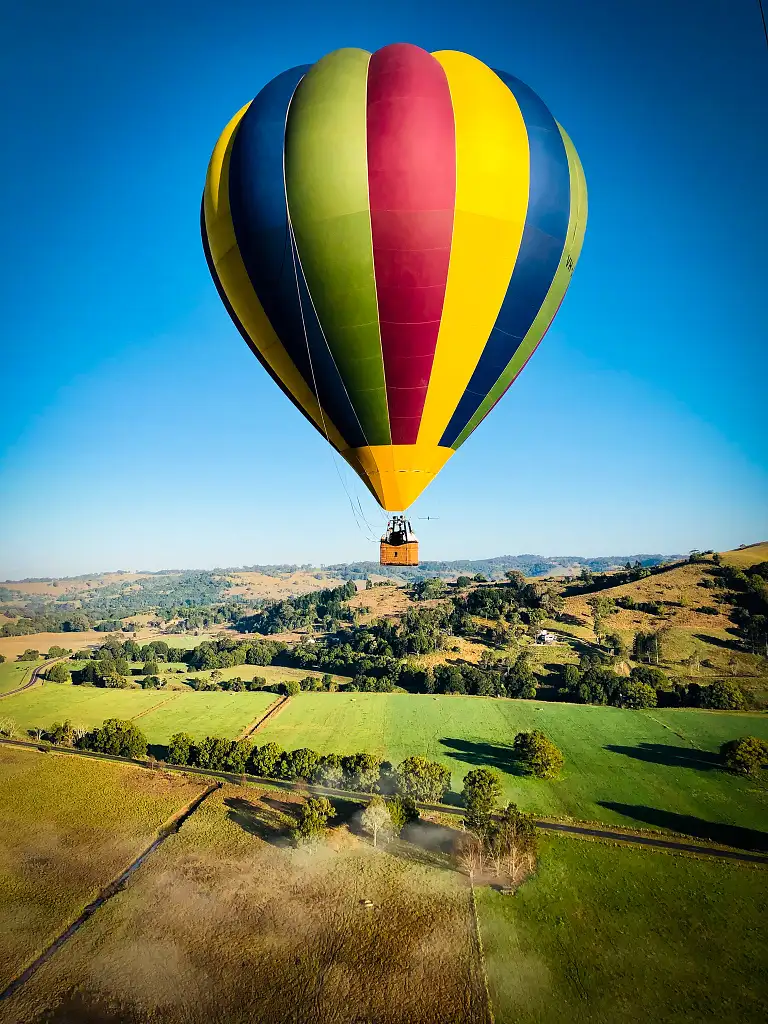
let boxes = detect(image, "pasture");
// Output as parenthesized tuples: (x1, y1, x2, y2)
(0, 662, 34, 695)
(255, 693, 768, 836)
(0, 687, 277, 744)
(477, 834, 768, 1023)
(0, 746, 206, 992)
(2, 783, 485, 1024)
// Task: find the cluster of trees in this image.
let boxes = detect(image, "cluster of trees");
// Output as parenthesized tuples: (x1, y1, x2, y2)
(717, 562, 768, 656)
(559, 654, 749, 710)
(235, 582, 357, 634)
(0, 610, 92, 637)
(457, 767, 538, 884)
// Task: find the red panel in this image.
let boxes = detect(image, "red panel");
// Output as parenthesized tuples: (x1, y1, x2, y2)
(367, 43, 456, 444)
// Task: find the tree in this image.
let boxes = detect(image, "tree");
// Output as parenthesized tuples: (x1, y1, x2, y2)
(142, 660, 160, 678)
(17, 649, 40, 662)
(284, 679, 301, 696)
(46, 662, 71, 684)
(342, 752, 382, 791)
(395, 755, 451, 802)
(616, 678, 657, 709)
(225, 739, 253, 773)
(313, 753, 345, 788)
(47, 645, 69, 658)
(604, 633, 628, 660)
(513, 730, 564, 778)
(167, 732, 194, 765)
(249, 742, 283, 776)
(704, 679, 747, 711)
(630, 665, 669, 689)
(461, 767, 502, 832)
(455, 575, 472, 589)
(141, 675, 163, 689)
(78, 719, 147, 758)
(278, 747, 320, 780)
(720, 736, 768, 776)
(361, 795, 394, 848)
(292, 796, 334, 847)
(587, 595, 615, 643)
(487, 803, 538, 885)
(387, 793, 418, 835)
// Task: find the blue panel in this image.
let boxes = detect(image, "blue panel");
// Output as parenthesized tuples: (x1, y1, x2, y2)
(439, 70, 571, 448)
(228, 66, 367, 449)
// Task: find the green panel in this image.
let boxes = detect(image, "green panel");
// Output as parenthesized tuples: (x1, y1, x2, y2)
(451, 124, 588, 449)
(284, 48, 390, 446)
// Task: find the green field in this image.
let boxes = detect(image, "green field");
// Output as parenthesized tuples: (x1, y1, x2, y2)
(0, 662, 35, 695)
(0, 746, 206, 991)
(477, 835, 768, 1023)
(255, 693, 768, 835)
(137, 690, 276, 743)
(0, 686, 277, 744)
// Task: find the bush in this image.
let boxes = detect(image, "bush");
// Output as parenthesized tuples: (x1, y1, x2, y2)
(513, 730, 564, 779)
(17, 649, 40, 662)
(78, 718, 147, 758)
(284, 679, 301, 697)
(720, 736, 768, 776)
(704, 679, 747, 711)
(395, 755, 451, 802)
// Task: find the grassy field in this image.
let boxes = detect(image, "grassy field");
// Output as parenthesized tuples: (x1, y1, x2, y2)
(3, 783, 484, 1024)
(0, 746, 206, 992)
(0, 687, 277, 744)
(477, 834, 768, 1023)
(0, 662, 35, 695)
(255, 693, 768, 836)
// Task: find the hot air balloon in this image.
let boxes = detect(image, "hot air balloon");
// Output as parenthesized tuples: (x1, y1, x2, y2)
(202, 44, 587, 565)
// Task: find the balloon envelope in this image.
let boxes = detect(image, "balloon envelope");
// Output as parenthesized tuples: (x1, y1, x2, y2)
(202, 44, 587, 510)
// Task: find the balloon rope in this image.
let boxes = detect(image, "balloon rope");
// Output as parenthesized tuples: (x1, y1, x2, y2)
(759, 0, 768, 51)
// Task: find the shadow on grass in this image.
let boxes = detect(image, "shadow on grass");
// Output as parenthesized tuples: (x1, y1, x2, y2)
(605, 743, 721, 771)
(225, 795, 295, 846)
(693, 632, 741, 652)
(439, 737, 524, 775)
(147, 743, 169, 761)
(598, 802, 768, 852)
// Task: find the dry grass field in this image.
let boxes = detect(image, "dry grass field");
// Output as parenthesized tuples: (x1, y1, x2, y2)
(721, 541, 768, 568)
(0, 746, 207, 993)
(224, 570, 345, 601)
(3, 783, 486, 1024)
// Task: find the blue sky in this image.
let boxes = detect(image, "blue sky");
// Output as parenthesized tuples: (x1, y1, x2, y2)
(1, 0, 766, 578)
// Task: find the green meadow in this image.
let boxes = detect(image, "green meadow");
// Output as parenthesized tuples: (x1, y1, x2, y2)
(477, 834, 768, 1023)
(255, 693, 768, 836)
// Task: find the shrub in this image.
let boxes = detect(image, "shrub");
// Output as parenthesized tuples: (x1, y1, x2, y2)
(513, 730, 564, 779)
(720, 736, 768, 776)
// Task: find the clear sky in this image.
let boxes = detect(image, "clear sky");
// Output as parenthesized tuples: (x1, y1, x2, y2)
(1, 0, 766, 579)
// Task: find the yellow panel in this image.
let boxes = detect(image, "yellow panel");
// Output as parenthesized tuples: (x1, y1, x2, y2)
(417, 50, 530, 446)
(202, 105, 348, 453)
(342, 444, 454, 511)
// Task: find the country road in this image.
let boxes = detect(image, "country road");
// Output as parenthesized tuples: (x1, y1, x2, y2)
(0, 659, 58, 700)
(1, 737, 766, 865)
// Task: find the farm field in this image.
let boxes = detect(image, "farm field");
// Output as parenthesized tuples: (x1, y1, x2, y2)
(0, 662, 35, 695)
(477, 834, 768, 1023)
(0, 746, 206, 993)
(0, 687, 277, 744)
(255, 693, 768, 837)
(2, 783, 485, 1024)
